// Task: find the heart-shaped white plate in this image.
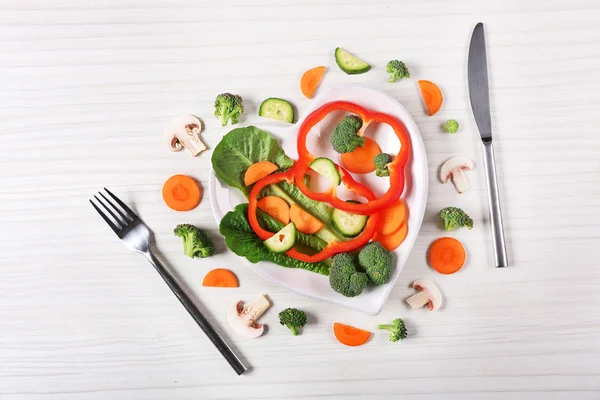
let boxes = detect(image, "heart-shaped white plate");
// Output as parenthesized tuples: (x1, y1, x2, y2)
(209, 85, 428, 315)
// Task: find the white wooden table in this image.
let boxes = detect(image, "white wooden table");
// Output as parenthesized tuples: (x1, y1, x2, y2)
(1, 1, 599, 399)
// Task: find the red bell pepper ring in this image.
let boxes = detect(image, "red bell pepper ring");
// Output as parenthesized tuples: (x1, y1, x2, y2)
(247, 165, 379, 263)
(294, 101, 411, 215)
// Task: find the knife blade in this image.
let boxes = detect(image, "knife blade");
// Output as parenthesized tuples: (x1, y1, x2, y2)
(467, 22, 509, 268)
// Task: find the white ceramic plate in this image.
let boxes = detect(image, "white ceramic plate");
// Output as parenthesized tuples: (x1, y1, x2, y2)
(209, 85, 428, 315)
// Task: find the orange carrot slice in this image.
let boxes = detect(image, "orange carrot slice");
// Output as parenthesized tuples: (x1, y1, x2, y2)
(428, 237, 466, 274)
(202, 269, 239, 287)
(162, 174, 201, 211)
(289, 203, 324, 234)
(377, 200, 407, 235)
(340, 137, 382, 174)
(373, 222, 408, 251)
(333, 323, 371, 347)
(244, 161, 279, 186)
(257, 196, 290, 224)
(300, 66, 326, 99)
(418, 80, 443, 116)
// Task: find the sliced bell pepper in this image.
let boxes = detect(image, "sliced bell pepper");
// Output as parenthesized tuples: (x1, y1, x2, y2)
(294, 101, 411, 215)
(247, 165, 379, 263)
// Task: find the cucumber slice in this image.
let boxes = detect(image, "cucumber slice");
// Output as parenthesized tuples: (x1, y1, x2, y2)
(258, 98, 295, 123)
(334, 48, 371, 75)
(309, 157, 341, 186)
(332, 200, 368, 238)
(264, 222, 296, 253)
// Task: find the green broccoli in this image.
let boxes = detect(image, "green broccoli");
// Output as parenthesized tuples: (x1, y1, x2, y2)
(439, 207, 473, 231)
(214, 93, 244, 126)
(330, 115, 364, 154)
(358, 242, 393, 285)
(329, 253, 368, 297)
(378, 318, 407, 342)
(444, 119, 459, 134)
(173, 224, 215, 258)
(278, 308, 307, 336)
(374, 153, 392, 177)
(386, 60, 410, 82)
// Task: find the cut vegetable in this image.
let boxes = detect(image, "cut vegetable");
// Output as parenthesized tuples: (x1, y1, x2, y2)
(428, 237, 466, 274)
(332, 201, 368, 238)
(244, 161, 279, 186)
(406, 280, 443, 311)
(377, 200, 407, 235)
(440, 157, 474, 194)
(418, 80, 443, 116)
(258, 98, 295, 123)
(333, 323, 371, 346)
(162, 174, 201, 211)
(373, 222, 408, 251)
(309, 157, 341, 186)
(340, 137, 382, 174)
(257, 196, 290, 224)
(290, 203, 324, 235)
(264, 222, 296, 253)
(203, 269, 239, 287)
(228, 294, 271, 338)
(334, 48, 371, 75)
(300, 66, 326, 99)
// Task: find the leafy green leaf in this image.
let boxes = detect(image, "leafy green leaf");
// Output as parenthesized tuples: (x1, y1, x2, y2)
(211, 126, 294, 196)
(256, 208, 327, 252)
(219, 204, 330, 276)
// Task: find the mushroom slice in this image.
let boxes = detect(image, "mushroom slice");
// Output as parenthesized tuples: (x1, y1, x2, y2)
(405, 280, 443, 311)
(227, 294, 271, 339)
(164, 115, 207, 156)
(439, 157, 474, 194)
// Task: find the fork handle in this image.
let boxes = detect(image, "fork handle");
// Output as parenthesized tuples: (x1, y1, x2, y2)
(143, 250, 247, 375)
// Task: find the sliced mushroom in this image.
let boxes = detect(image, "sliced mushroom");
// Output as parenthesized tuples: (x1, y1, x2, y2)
(439, 156, 474, 194)
(164, 115, 207, 156)
(227, 294, 271, 339)
(405, 280, 443, 311)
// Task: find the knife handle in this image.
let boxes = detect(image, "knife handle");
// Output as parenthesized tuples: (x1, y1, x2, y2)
(482, 141, 508, 268)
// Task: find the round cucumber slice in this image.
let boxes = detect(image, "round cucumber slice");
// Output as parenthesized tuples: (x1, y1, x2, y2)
(258, 98, 295, 123)
(332, 200, 368, 237)
(309, 157, 341, 186)
(335, 48, 371, 75)
(264, 222, 296, 253)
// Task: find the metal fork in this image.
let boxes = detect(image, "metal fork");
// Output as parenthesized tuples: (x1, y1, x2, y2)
(90, 188, 247, 375)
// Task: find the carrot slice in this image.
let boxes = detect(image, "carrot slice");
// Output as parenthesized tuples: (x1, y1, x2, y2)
(244, 161, 279, 186)
(418, 80, 443, 116)
(162, 174, 201, 211)
(289, 203, 323, 234)
(374, 222, 408, 251)
(333, 323, 371, 347)
(377, 200, 407, 235)
(428, 237, 466, 274)
(202, 269, 239, 287)
(300, 66, 326, 99)
(257, 196, 290, 224)
(340, 137, 382, 174)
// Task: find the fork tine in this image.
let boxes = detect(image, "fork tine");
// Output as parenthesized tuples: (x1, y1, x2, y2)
(90, 199, 120, 233)
(99, 192, 132, 223)
(94, 194, 126, 226)
(104, 188, 139, 220)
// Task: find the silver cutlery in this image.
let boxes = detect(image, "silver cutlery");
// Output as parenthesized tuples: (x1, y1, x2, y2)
(90, 188, 247, 375)
(468, 22, 508, 268)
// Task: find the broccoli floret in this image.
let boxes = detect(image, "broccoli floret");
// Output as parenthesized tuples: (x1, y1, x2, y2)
(330, 115, 364, 154)
(444, 119, 459, 134)
(174, 224, 215, 258)
(329, 253, 368, 297)
(386, 60, 410, 83)
(439, 207, 473, 231)
(374, 153, 392, 177)
(358, 242, 393, 285)
(214, 93, 244, 126)
(278, 308, 307, 336)
(378, 318, 407, 342)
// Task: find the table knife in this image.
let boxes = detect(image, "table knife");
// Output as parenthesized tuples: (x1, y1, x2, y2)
(467, 22, 508, 268)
